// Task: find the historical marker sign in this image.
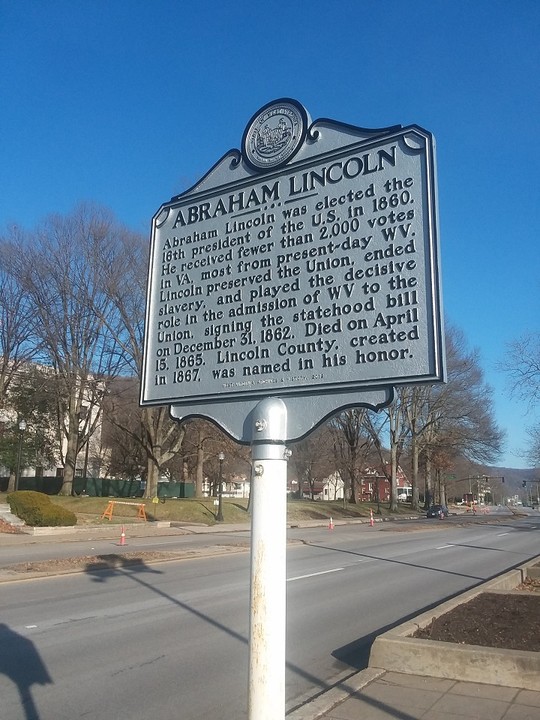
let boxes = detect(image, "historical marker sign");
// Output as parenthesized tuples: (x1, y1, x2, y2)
(141, 99, 444, 411)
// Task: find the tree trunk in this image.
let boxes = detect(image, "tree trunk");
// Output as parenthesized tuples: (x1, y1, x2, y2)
(60, 437, 78, 495)
(375, 475, 382, 514)
(425, 448, 433, 508)
(146, 458, 159, 498)
(349, 472, 357, 503)
(439, 469, 447, 506)
(60, 413, 79, 496)
(411, 438, 421, 510)
(389, 442, 399, 512)
(60, 468, 74, 496)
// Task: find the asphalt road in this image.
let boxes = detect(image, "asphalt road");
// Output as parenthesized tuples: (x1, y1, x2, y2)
(1, 515, 539, 720)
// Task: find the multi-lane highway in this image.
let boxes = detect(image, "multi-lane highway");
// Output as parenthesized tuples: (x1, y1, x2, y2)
(1, 514, 539, 719)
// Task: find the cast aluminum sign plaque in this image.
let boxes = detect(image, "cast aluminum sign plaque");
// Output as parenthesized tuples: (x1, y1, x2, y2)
(141, 99, 444, 427)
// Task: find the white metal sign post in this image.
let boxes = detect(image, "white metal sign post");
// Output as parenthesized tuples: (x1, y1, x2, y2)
(248, 398, 288, 720)
(141, 99, 444, 719)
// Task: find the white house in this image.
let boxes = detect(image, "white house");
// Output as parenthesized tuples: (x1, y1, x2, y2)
(321, 472, 344, 501)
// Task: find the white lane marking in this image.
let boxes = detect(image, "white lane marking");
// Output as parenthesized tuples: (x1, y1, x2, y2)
(25, 625, 38, 629)
(436, 545, 454, 550)
(287, 568, 344, 582)
(497, 533, 510, 537)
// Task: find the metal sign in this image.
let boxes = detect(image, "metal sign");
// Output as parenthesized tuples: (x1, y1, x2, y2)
(140, 101, 445, 717)
(141, 99, 444, 416)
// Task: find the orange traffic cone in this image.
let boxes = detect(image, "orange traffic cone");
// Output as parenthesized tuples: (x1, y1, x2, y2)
(119, 525, 126, 545)
(370, 509, 374, 527)
(328, 516, 334, 531)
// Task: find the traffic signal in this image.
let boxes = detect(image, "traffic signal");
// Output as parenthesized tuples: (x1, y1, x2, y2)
(523, 481, 527, 488)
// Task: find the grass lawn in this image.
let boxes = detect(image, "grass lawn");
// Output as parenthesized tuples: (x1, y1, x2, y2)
(1, 492, 421, 526)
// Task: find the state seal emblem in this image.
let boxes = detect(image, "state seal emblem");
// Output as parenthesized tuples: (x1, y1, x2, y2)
(242, 99, 308, 171)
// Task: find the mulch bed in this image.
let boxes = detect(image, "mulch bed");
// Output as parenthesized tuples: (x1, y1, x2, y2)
(413, 586, 540, 652)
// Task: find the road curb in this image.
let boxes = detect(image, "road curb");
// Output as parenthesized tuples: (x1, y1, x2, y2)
(25, 520, 174, 535)
(286, 668, 385, 719)
(369, 556, 540, 691)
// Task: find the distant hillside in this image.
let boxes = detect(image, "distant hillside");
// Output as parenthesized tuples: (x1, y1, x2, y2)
(488, 466, 539, 498)
(489, 466, 537, 482)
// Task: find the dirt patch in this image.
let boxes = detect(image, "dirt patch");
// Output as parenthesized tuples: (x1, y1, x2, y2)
(413, 580, 540, 652)
(0, 518, 24, 534)
(3, 546, 248, 576)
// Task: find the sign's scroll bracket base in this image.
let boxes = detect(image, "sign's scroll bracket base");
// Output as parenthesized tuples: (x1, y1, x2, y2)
(170, 386, 394, 445)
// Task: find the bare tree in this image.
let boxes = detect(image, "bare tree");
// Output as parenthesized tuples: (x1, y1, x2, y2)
(364, 399, 408, 512)
(291, 425, 334, 500)
(103, 378, 188, 498)
(500, 332, 540, 466)
(331, 409, 374, 503)
(399, 385, 430, 509)
(401, 325, 505, 506)
(15, 205, 128, 494)
(0, 235, 39, 409)
(178, 419, 217, 497)
(436, 327, 504, 462)
(525, 425, 540, 468)
(500, 332, 540, 407)
(94, 227, 190, 497)
(140, 406, 186, 495)
(99, 378, 147, 481)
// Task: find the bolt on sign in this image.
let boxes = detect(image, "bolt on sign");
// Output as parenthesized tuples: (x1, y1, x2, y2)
(141, 99, 445, 439)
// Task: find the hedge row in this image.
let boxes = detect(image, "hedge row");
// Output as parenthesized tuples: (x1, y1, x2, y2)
(7, 490, 77, 527)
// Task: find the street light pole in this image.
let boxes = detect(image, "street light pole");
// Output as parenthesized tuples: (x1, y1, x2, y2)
(15, 419, 27, 491)
(216, 451, 225, 522)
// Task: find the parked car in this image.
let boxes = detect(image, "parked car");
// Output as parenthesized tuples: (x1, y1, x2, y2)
(426, 504, 449, 518)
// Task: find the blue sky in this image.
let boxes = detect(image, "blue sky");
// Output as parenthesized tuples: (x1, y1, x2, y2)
(1, 1, 538, 468)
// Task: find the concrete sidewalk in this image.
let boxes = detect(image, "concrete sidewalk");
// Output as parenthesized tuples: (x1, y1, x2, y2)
(290, 669, 540, 720)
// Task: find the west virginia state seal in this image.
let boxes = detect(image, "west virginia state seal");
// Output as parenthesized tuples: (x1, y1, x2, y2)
(242, 99, 308, 171)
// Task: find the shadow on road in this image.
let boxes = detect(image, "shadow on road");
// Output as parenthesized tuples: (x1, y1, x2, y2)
(83, 551, 351, 712)
(0, 623, 53, 720)
(84, 553, 164, 582)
